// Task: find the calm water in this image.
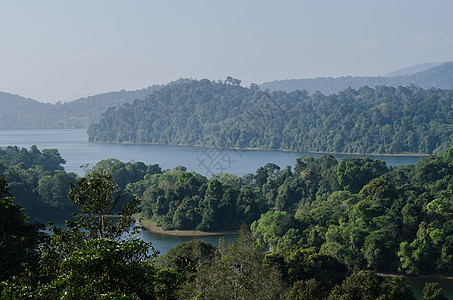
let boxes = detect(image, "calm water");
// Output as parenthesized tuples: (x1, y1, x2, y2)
(406, 277, 453, 300)
(43, 214, 236, 255)
(0, 128, 424, 253)
(0, 128, 423, 177)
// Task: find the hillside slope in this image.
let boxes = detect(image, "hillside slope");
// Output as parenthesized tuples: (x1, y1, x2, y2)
(88, 79, 453, 154)
(260, 61, 453, 94)
(384, 62, 441, 77)
(0, 85, 162, 129)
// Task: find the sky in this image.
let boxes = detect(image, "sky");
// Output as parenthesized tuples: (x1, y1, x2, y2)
(1, 0, 452, 103)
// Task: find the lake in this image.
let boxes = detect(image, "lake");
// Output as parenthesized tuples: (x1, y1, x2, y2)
(0, 128, 424, 177)
(0, 128, 425, 252)
(43, 213, 237, 255)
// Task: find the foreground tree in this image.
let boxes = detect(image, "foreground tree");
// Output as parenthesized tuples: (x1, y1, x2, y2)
(178, 226, 284, 300)
(0, 176, 46, 282)
(282, 279, 326, 300)
(422, 282, 448, 300)
(2, 170, 179, 299)
(327, 271, 415, 300)
(68, 169, 140, 240)
(159, 239, 216, 281)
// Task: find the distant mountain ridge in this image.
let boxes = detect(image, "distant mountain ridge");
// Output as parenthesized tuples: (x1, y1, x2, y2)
(1, 62, 453, 129)
(260, 61, 453, 94)
(384, 62, 442, 77)
(0, 85, 163, 129)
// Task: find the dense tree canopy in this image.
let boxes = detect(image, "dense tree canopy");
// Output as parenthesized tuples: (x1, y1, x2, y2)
(1, 171, 179, 299)
(3, 144, 453, 279)
(0, 146, 76, 215)
(88, 79, 453, 154)
(1, 145, 452, 298)
(251, 149, 453, 276)
(0, 177, 46, 282)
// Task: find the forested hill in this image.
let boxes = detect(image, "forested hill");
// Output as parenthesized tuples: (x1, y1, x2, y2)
(260, 61, 453, 94)
(88, 79, 453, 155)
(0, 85, 162, 129)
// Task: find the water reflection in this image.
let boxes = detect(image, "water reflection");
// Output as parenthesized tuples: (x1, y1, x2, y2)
(406, 277, 453, 299)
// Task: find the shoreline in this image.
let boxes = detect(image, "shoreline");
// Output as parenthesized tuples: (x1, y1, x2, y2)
(133, 214, 237, 237)
(378, 273, 453, 280)
(88, 140, 429, 157)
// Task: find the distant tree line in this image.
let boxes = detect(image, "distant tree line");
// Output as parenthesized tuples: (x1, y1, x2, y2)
(88, 79, 453, 154)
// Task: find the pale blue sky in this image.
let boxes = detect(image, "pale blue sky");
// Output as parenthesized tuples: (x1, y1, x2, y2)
(1, 0, 452, 103)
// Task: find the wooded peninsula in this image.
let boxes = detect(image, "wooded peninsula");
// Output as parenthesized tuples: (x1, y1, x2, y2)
(88, 80, 453, 155)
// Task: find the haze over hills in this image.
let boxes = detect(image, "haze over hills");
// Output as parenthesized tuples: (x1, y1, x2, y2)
(0, 85, 162, 129)
(1, 62, 453, 130)
(384, 62, 442, 77)
(260, 61, 453, 94)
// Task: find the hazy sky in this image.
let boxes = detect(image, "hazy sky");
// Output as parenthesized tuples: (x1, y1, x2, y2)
(1, 0, 452, 103)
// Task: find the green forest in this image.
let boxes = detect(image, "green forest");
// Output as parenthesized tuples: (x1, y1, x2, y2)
(1, 145, 452, 299)
(88, 79, 453, 155)
(2, 62, 453, 131)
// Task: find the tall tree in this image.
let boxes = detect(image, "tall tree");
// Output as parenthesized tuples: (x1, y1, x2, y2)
(0, 177, 46, 282)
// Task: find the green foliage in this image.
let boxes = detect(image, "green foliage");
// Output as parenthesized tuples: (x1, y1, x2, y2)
(89, 158, 161, 190)
(0, 145, 65, 171)
(422, 282, 448, 300)
(89, 80, 453, 154)
(37, 171, 76, 209)
(2, 143, 453, 297)
(252, 147, 453, 275)
(178, 226, 284, 300)
(251, 211, 300, 252)
(2, 147, 453, 298)
(336, 158, 389, 193)
(1, 170, 179, 299)
(0, 177, 47, 282)
(327, 271, 415, 300)
(0, 146, 76, 215)
(264, 247, 348, 291)
(68, 170, 140, 240)
(281, 279, 326, 300)
(158, 239, 216, 279)
(37, 239, 178, 299)
(138, 167, 268, 232)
